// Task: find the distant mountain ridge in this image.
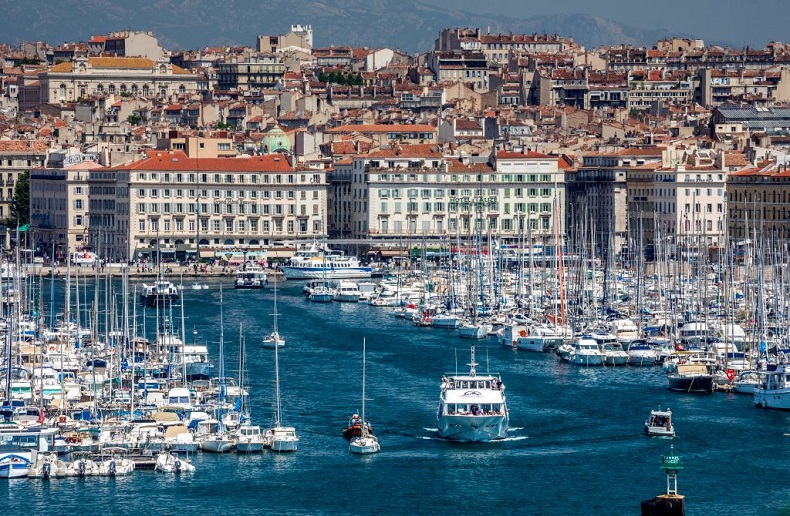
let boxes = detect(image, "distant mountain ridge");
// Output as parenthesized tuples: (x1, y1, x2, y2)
(1, 0, 697, 52)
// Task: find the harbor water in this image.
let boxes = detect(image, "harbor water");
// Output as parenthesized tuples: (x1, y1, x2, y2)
(4, 278, 790, 515)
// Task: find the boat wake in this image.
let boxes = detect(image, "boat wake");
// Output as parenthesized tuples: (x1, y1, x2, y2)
(496, 435, 529, 442)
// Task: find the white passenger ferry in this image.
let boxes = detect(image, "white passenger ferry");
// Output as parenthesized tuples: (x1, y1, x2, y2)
(280, 244, 371, 280)
(436, 347, 509, 442)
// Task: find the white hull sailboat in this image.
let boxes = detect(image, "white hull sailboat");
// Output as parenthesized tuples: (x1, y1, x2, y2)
(202, 288, 235, 453)
(264, 320, 299, 452)
(349, 337, 380, 455)
(262, 278, 285, 348)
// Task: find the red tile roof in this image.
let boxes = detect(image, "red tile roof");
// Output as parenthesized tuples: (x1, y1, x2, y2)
(496, 150, 553, 159)
(0, 140, 48, 153)
(111, 150, 293, 172)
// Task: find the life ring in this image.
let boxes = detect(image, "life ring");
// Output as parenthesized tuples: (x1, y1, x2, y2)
(58, 415, 67, 425)
(48, 345, 56, 352)
(519, 329, 527, 337)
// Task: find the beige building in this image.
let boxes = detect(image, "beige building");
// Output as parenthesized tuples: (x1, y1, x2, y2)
(108, 150, 327, 262)
(30, 151, 102, 256)
(336, 145, 563, 245)
(39, 56, 199, 104)
(727, 161, 790, 243)
(256, 24, 313, 54)
(101, 31, 164, 61)
(567, 147, 664, 257)
(628, 147, 728, 258)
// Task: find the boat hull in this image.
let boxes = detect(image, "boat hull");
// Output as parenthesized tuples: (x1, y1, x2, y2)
(436, 414, 509, 442)
(349, 436, 380, 454)
(458, 325, 488, 339)
(309, 292, 334, 303)
(270, 438, 298, 452)
(236, 441, 265, 453)
(281, 267, 371, 280)
(517, 336, 563, 352)
(604, 354, 629, 366)
(200, 439, 235, 453)
(667, 375, 714, 393)
(0, 456, 30, 478)
(754, 387, 790, 409)
(569, 354, 604, 366)
(185, 362, 214, 382)
(644, 426, 675, 438)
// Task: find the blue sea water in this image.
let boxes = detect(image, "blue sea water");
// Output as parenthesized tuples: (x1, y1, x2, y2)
(4, 278, 790, 515)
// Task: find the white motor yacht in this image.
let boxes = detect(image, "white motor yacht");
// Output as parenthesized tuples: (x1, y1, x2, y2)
(754, 364, 790, 409)
(235, 424, 266, 453)
(627, 340, 658, 366)
(436, 346, 508, 442)
(568, 336, 604, 366)
(334, 281, 361, 302)
(644, 407, 675, 437)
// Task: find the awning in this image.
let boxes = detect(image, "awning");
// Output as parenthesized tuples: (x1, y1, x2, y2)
(369, 249, 409, 257)
(199, 250, 215, 258)
(266, 250, 295, 259)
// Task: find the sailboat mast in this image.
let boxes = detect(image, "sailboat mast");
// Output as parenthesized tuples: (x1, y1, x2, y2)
(361, 337, 366, 434)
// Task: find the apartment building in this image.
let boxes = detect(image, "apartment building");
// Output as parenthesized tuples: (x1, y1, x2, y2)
(100, 31, 164, 61)
(30, 150, 100, 255)
(436, 28, 569, 64)
(427, 51, 490, 92)
(727, 161, 790, 243)
(627, 148, 728, 256)
(256, 24, 313, 54)
(627, 71, 694, 111)
(698, 68, 790, 107)
(216, 54, 286, 91)
(111, 150, 327, 262)
(567, 147, 664, 257)
(339, 145, 563, 245)
(0, 140, 48, 225)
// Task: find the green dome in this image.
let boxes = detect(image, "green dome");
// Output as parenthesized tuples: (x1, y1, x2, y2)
(261, 125, 291, 154)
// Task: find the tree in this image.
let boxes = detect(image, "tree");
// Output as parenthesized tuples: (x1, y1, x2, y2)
(9, 171, 29, 229)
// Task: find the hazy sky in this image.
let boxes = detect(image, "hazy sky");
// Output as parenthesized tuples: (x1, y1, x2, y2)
(422, 0, 788, 46)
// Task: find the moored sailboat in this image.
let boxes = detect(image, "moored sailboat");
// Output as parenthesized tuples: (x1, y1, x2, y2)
(264, 320, 298, 452)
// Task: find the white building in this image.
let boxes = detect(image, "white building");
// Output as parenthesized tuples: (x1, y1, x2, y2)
(339, 144, 564, 244)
